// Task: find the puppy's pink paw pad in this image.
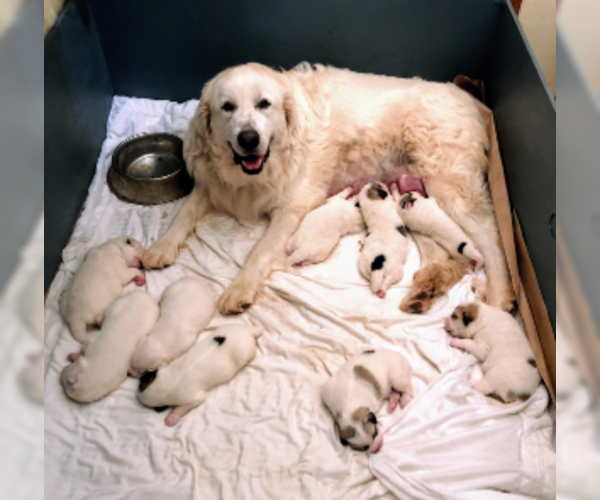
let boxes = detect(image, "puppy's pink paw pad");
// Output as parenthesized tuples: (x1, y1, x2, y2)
(377, 289, 386, 299)
(134, 275, 146, 286)
(400, 394, 412, 409)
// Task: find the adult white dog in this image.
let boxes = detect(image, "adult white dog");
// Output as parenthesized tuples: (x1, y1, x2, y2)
(142, 63, 513, 314)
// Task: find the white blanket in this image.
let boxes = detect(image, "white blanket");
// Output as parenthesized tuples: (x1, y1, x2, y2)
(44, 96, 555, 500)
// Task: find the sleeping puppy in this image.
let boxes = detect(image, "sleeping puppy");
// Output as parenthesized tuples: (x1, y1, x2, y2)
(357, 183, 409, 298)
(398, 191, 483, 271)
(445, 301, 541, 403)
(286, 187, 364, 266)
(60, 290, 159, 403)
(137, 324, 262, 427)
(60, 237, 146, 343)
(321, 349, 413, 453)
(129, 277, 216, 378)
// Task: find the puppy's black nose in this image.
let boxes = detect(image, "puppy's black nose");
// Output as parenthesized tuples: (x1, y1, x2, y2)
(237, 129, 260, 152)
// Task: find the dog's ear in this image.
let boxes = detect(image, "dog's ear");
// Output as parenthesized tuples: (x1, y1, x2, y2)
(461, 303, 479, 326)
(283, 85, 303, 140)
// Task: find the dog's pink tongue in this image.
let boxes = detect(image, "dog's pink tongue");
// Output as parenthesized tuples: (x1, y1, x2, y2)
(243, 155, 264, 171)
(369, 432, 384, 454)
(399, 173, 427, 197)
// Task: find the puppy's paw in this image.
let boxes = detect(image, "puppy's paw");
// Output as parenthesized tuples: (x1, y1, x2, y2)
(399, 393, 412, 409)
(218, 277, 258, 315)
(142, 239, 180, 270)
(133, 274, 146, 287)
(388, 391, 400, 413)
(449, 338, 463, 350)
(164, 413, 180, 427)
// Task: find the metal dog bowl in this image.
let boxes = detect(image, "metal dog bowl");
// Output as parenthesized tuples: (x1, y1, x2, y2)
(107, 133, 193, 205)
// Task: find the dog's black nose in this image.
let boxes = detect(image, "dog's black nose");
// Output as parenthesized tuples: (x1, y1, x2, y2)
(237, 129, 260, 152)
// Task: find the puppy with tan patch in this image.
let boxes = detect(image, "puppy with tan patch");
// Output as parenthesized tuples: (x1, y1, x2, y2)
(357, 183, 409, 298)
(445, 301, 540, 403)
(398, 191, 483, 272)
(60, 237, 146, 343)
(129, 277, 217, 378)
(286, 187, 364, 267)
(321, 349, 413, 453)
(60, 291, 159, 403)
(137, 325, 262, 427)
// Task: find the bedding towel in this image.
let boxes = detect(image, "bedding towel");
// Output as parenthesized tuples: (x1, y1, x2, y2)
(44, 96, 555, 500)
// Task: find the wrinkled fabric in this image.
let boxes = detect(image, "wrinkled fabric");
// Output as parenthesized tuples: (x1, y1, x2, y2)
(44, 97, 554, 500)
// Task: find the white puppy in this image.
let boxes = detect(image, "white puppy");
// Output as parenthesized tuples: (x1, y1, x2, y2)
(445, 301, 541, 403)
(129, 277, 217, 377)
(60, 237, 146, 343)
(137, 324, 263, 427)
(321, 348, 413, 453)
(60, 290, 159, 403)
(398, 191, 483, 271)
(357, 183, 409, 298)
(286, 187, 364, 267)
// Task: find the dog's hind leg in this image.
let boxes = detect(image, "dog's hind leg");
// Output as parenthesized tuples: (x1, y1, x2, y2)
(143, 186, 211, 270)
(426, 174, 515, 312)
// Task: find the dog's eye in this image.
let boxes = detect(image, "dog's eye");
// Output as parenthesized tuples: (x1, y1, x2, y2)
(451, 314, 457, 320)
(257, 99, 271, 110)
(126, 239, 132, 246)
(221, 101, 235, 112)
(340, 438, 349, 447)
(368, 412, 377, 425)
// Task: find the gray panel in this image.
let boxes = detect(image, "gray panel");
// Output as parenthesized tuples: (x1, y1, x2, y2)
(44, 0, 114, 289)
(89, 0, 499, 101)
(556, 30, 600, 332)
(485, 5, 556, 330)
(0, 2, 44, 288)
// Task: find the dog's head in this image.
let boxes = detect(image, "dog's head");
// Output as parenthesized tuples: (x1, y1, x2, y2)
(335, 406, 380, 452)
(189, 63, 297, 178)
(59, 355, 88, 400)
(115, 237, 144, 268)
(399, 191, 422, 211)
(444, 303, 480, 338)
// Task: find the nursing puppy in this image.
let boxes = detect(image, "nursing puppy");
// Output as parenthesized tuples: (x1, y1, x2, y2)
(129, 277, 216, 378)
(357, 183, 409, 298)
(398, 191, 483, 271)
(445, 301, 540, 403)
(286, 187, 364, 266)
(322, 349, 413, 453)
(60, 237, 146, 343)
(138, 324, 262, 427)
(60, 291, 159, 403)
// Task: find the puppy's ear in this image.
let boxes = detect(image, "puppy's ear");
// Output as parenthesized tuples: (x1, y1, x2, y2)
(462, 303, 479, 326)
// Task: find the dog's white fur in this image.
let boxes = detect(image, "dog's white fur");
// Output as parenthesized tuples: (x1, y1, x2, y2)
(445, 301, 541, 403)
(137, 325, 262, 427)
(357, 183, 409, 298)
(60, 290, 159, 403)
(399, 191, 484, 271)
(142, 63, 513, 314)
(129, 277, 216, 378)
(60, 237, 146, 342)
(286, 187, 364, 266)
(321, 348, 413, 453)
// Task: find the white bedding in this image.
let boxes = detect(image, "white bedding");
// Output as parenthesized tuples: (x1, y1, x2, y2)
(44, 96, 555, 500)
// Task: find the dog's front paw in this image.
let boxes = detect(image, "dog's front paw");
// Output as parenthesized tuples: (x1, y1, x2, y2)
(218, 278, 258, 315)
(142, 239, 180, 270)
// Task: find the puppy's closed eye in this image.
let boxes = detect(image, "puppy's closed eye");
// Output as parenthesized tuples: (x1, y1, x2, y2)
(126, 239, 132, 246)
(368, 411, 377, 425)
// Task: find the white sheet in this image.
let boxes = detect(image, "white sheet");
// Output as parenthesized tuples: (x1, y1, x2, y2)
(44, 96, 555, 500)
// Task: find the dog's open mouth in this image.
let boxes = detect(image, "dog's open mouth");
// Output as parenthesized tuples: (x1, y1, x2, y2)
(229, 142, 271, 175)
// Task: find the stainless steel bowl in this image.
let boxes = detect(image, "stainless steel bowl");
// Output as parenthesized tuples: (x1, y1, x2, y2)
(107, 133, 193, 205)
